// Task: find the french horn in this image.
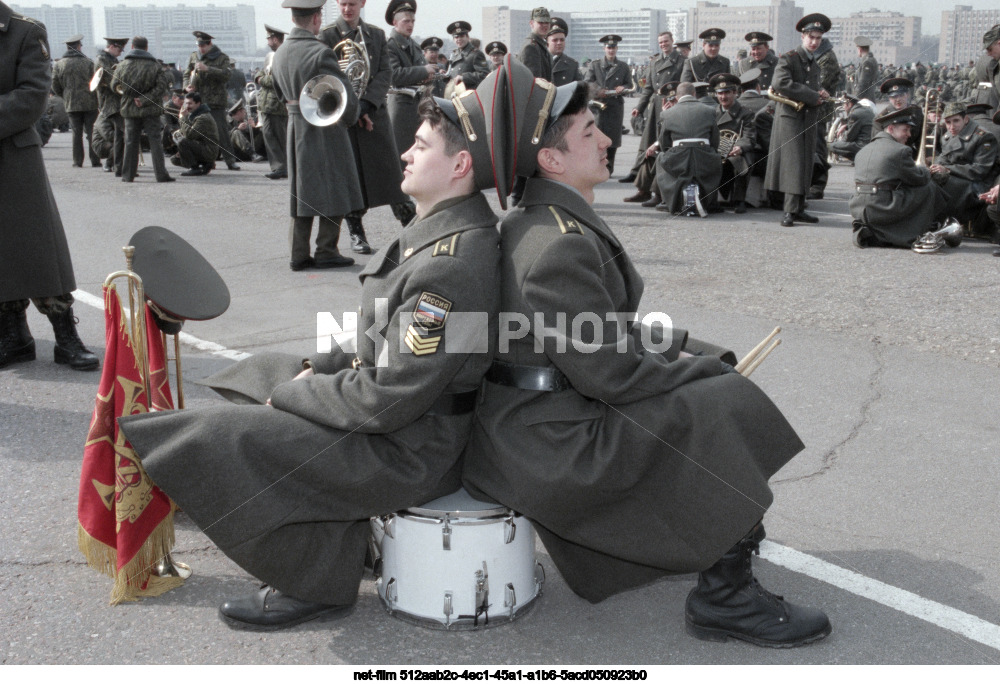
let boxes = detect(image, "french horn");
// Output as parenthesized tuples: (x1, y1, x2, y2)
(333, 38, 370, 98)
(300, 74, 349, 127)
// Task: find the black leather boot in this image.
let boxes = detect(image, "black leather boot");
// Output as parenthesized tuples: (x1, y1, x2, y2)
(0, 309, 36, 368)
(219, 585, 351, 631)
(346, 216, 373, 254)
(685, 523, 831, 647)
(47, 307, 99, 371)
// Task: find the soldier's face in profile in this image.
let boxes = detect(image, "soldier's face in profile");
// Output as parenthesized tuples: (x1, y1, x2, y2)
(401, 120, 471, 208)
(944, 114, 968, 136)
(887, 123, 911, 145)
(988, 40, 1000, 60)
(543, 110, 611, 191)
(548, 34, 565, 56)
(266, 35, 282, 52)
(750, 43, 767, 61)
(703, 42, 719, 58)
(107, 44, 123, 57)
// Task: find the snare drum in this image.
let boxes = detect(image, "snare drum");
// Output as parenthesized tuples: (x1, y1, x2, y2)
(372, 488, 544, 630)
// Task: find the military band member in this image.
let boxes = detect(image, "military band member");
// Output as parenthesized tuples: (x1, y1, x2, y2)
(829, 93, 874, 161)
(173, 92, 220, 176)
(981, 107, 1000, 252)
(321, 0, 413, 254)
(586, 34, 630, 175)
(764, 13, 832, 227)
(929, 101, 998, 222)
(713, 73, 755, 214)
(737, 66, 768, 114)
(51, 34, 100, 168)
(273, 0, 361, 270)
(445, 21, 489, 89)
(486, 41, 507, 71)
(870, 78, 922, 157)
(735, 32, 777, 90)
(94, 37, 128, 175)
(257, 24, 289, 179)
(681, 29, 730, 84)
(675, 40, 693, 59)
(421, 36, 446, 98)
(386, 1, 435, 172)
(226, 99, 267, 162)
(654, 81, 721, 215)
(185, 30, 240, 170)
(518, 7, 552, 81)
(853, 37, 879, 101)
(1, 0, 98, 371)
(984, 25, 1000, 102)
(624, 31, 685, 185)
(111, 36, 174, 183)
(850, 106, 948, 248)
(548, 18, 580, 87)
(968, 102, 1000, 142)
(161, 88, 185, 155)
(625, 81, 678, 206)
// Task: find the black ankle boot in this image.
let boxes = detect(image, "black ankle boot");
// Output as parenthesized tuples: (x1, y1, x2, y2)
(346, 217, 373, 254)
(0, 309, 36, 368)
(47, 307, 99, 371)
(685, 523, 831, 647)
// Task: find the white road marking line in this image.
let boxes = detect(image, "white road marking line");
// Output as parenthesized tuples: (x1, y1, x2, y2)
(762, 541, 1000, 651)
(73, 287, 1000, 652)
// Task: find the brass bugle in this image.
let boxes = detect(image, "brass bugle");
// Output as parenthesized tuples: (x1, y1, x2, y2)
(736, 326, 781, 375)
(766, 87, 804, 112)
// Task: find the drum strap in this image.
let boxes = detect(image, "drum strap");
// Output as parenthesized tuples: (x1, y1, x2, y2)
(486, 361, 572, 392)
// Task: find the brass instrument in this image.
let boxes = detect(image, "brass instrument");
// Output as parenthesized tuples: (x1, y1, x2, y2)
(911, 218, 963, 254)
(244, 82, 260, 144)
(89, 66, 104, 92)
(766, 87, 805, 112)
(300, 74, 350, 126)
(333, 38, 371, 98)
(915, 88, 941, 168)
(718, 123, 743, 159)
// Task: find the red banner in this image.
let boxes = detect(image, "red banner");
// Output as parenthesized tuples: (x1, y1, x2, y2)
(77, 284, 183, 604)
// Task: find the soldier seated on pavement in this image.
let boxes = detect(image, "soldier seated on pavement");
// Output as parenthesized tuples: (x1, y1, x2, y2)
(463, 61, 832, 648)
(850, 106, 949, 249)
(624, 80, 678, 207)
(171, 91, 220, 176)
(226, 99, 267, 163)
(927, 101, 998, 223)
(828, 93, 874, 162)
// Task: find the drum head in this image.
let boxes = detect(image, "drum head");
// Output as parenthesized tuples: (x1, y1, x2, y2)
(408, 488, 503, 516)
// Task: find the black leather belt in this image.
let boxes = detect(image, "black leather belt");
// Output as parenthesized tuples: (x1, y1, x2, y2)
(485, 361, 572, 392)
(425, 390, 478, 416)
(855, 182, 899, 194)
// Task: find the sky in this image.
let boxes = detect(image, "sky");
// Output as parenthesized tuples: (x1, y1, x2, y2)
(30, 0, 1000, 47)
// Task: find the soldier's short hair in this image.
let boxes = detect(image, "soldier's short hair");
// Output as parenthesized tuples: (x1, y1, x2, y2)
(291, 8, 322, 22)
(185, 91, 203, 104)
(658, 31, 673, 40)
(132, 36, 148, 50)
(417, 97, 470, 159)
(538, 81, 593, 154)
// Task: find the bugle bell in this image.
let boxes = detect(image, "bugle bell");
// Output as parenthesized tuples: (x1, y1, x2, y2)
(766, 87, 805, 112)
(911, 218, 963, 254)
(300, 74, 349, 127)
(89, 67, 104, 92)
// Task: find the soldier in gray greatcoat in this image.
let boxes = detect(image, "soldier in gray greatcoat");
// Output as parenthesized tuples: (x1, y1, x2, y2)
(870, 78, 922, 158)
(1, 2, 98, 371)
(445, 20, 489, 89)
(50, 34, 100, 167)
(385, 1, 436, 172)
(928, 101, 998, 222)
(94, 37, 128, 175)
(548, 18, 581, 87)
(713, 73, 755, 213)
(850, 107, 948, 248)
(734, 32, 778, 90)
(829, 93, 874, 161)
(321, 3, 414, 254)
(586, 34, 630, 175)
(681, 28, 730, 84)
(764, 14, 832, 226)
(968, 102, 1000, 142)
(653, 82, 721, 215)
(256, 24, 288, 179)
(463, 71, 831, 648)
(421, 36, 446, 98)
(808, 35, 843, 199)
(853, 37, 879, 101)
(272, 1, 362, 270)
(184, 31, 240, 170)
(118, 73, 504, 632)
(517, 6, 552, 82)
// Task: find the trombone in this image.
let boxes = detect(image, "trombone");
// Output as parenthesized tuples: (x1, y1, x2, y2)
(915, 89, 941, 167)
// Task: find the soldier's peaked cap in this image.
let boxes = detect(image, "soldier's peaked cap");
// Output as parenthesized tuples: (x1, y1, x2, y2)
(547, 17, 568, 37)
(64, 34, 83, 45)
(485, 41, 507, 56)
(600, 34, 622, 46)
(699, 28, 725, 43)
(128, 226, 231, 325)
(421, 36, 443, 50)
(739, 67, 762, 86)
(854, 36, 872, 48)
(880, 77, 913, 95)
(192, 31, 214, 42)
(227, 98, 245, 115)
(675, 40, 693, 48)
(264, 24, 287, 37)
(796, 14, 831, 34)
(280, 0, 326, 9)
(966, 102, 992, 114)
(431, 66, 507, 206)
(745, 32, 771, 45)
(874, 105, 919, 128)
(710, 73, 741, 91)
(104, 37, 129, 46)
(385, 0, 416, 25)
(658, 80, 679, 98)
(447, 21, 472, 36)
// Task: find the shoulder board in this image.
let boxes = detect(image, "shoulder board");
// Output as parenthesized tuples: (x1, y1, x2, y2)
(431, 234, 460, 257)
(783, 50, 799, 60)
(975, 129, 985, 136)
(13, 12, 43, 28)
(547, 206, 583, 235)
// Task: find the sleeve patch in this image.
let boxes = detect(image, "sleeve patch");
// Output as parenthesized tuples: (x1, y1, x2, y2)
(432, 234, 459, 256)
(39, 38, 50, 60)
(548, 206, 583, 234)
(404, 325, 442, 355)
(413, 291, 451, 332)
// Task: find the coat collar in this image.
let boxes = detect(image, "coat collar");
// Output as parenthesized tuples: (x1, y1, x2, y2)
(335, 17, 367, 39)
(287, 27, 315, 42)
(943, 119, 979, 143)
(519, 178, 622, 250)
(124, 49, 156, 61)
(0, 2, 11, 32)
(199, 45, 222, 61)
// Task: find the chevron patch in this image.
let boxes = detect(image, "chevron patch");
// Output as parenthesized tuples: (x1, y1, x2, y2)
(405, 325, 442, 356)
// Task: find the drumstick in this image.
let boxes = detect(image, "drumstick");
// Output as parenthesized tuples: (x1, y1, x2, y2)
(735, 326, 781, 374)
(740, 339, 781, 378)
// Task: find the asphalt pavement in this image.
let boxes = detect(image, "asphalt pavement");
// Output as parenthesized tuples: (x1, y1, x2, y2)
(2, 111, 1000, 666)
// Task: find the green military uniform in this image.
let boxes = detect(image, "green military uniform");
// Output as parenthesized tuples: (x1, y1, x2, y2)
(681, 52, 730, 84)
(829, 102, 874, 160)
(716, 98, 755, 205)
(447, 42, 489, 89)
(654, 95, 721, 214)
(854, 51, 878, 101)
(386, 27, 429, 170)
(629, 49, 685, 174)
(119, 192, 501, 607)
(586, 52, 630, 169)
(227, 109, 266, 162)
(934, 116, 998, 222)
(51, 43, 99, 167)
(809, 38, 842, 198)
(184, 38, 238, 165)
(551, 52, 581, 87)
(111, 47, 173, 182)
(175, 103, 219, 170)
(518, 31, 551, 81)
(94, 47, 125, 174)
(735, 51, 778, 90)
(463, 178, 803, 602)
(256, 53, 288, 177)
(850, 131, 948, 247)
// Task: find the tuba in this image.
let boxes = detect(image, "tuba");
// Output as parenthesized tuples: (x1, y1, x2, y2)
(333, 38, 370, 98)
(300, 74, 350, 126)
(915, 89, 941, 167)
(911, 218, 963, 253)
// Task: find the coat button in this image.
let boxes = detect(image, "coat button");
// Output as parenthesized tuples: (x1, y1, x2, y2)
(403, 247, 413, 258)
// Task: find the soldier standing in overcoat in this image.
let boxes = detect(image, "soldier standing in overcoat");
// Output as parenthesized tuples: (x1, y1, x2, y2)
(50, 34, 100, 167)
(94, 37, 128, 175)
(734, 32, 777, 90)
(680, 29, 730, 84)
(548, 18, 581, 87)
(444, 21, 489, 89)
(463, 70, 831, 648)
(764, 14, 831, 227)
(118, 59, 505, 631)
(256, 24, 288, 180)
(517, 7, 552, 82)
(320, 0, 414, 255)
(853, 37, 879, 101)
(586, 34, 630, 175)
(272, 0, 362, 271)
(0, 1, 98, 371)
(385, 1, 436, 173)
(184, 30, 240, 170)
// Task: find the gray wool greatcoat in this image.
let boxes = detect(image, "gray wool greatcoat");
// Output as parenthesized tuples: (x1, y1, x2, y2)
(849, 131, 947, 247)
(320, 18, 407, 209)
(764, 46, 824, 198)
(271, 27, 363, 219)
(447, 43, 489, 89)
(119, 193, 501, 606)
(0, 3, 77, 302)
(550, 53, 582, 87)
(680, 52, 731, 84)
(736, 51, 778, 90)
(634, 50, 685, 152)
(462, 179, 803, 603)
(386, 28, 428, 168)
(517, 32, 552, 81)
(586, 57, 630, 148)
(654, 96, 722, 213)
